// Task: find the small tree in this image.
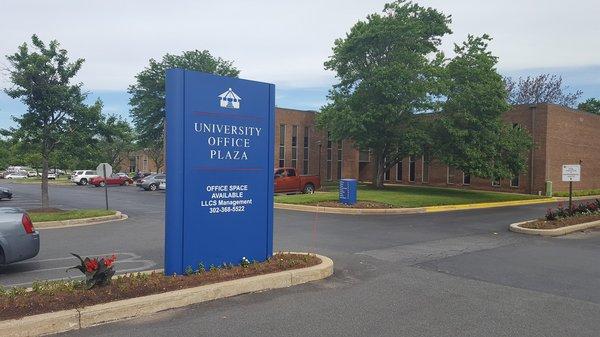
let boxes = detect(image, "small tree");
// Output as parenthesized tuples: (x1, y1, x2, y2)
(577, 98, 600, 114)
(129, 50, 240, 167)
(3, 35, 100, 207)
(504, 74, 582, 108)
(317, 0, 451, 188)
(434, 35, 532, 180)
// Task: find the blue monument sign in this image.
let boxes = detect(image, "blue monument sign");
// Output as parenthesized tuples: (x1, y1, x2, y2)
(339, 179, 357, 205)
(165, 69, 275, 275)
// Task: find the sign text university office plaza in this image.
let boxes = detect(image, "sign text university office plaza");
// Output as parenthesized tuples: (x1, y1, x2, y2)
(165, 69, 275, 275)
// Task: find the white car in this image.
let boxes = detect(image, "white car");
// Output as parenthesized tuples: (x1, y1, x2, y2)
(5, 173, 27, 179)
(26, 171, 39, 178)
(159, 181, 166, 190)
(71, 170, 98, 186)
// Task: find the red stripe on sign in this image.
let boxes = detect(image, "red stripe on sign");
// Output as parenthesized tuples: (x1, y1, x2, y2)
(192, 111, 264, 121)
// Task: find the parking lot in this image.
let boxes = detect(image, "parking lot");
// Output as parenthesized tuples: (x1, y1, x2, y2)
(1, 182, 599, 336)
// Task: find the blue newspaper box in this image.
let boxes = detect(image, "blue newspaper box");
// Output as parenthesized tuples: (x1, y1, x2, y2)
(339, 179, 357, 205)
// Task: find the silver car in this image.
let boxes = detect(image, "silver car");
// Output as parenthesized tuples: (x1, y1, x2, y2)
(0, 208, 40, 265)
(137, 174, 166, 191)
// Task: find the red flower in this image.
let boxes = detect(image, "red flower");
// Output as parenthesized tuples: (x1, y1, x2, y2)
(85, 258, 99, 272)
(104, 254, 117, 268)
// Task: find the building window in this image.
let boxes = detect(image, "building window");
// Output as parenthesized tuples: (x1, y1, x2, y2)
(359, 150, 370, 162)
(303, 127, 309, 175)
(492, 178, 501, 187)
(326, 132, 332, 181)
(396, 161, 403, 181)
(511, 175, 520, 188)
(384, 166, 391, 181)
(447, 166, 457, 184)
(143, 157, 148, 171)
(422, 153, 430, 183)
(129, 157, 136, 173)
(409, 156, 416, 182)
(291, 125, 298, 169)
(279, 124, 285, 167)
(463, 173, 471, 185)
(337, 140, 343, 179)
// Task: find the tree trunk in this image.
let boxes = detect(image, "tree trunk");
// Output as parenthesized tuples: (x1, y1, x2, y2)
(371, 152, 385, 189)
(41, 155, 50, 209)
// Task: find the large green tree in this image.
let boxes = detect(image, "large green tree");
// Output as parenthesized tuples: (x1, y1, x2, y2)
(97, 115, 135, 169)
(316, 0, 451, 188)
(3, 35, 102, 207)
(578, 98, 600, 114)
(433, 35, 532, 180)
(129, 50, 240, 171)
(0, 138, 16, 170)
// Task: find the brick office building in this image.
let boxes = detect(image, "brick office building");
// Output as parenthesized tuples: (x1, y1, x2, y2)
(276, 104, 600, 195)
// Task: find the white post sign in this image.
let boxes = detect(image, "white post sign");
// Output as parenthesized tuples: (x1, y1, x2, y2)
(562, 165, 581, 182)
(96, 163, 112, 210)
(96, 163, 113, 178)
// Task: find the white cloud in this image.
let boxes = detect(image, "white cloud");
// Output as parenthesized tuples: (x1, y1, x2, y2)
(0, 0, 599, 91)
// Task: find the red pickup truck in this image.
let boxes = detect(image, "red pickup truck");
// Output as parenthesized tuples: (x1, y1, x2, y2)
(274, 168, 320, 194)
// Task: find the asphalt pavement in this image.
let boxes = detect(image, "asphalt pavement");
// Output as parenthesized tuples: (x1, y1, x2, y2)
(0, 182, 599, 337)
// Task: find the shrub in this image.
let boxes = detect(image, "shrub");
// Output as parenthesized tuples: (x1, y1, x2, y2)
(67, 253, 117, 289)
(545, 199, 600, 221)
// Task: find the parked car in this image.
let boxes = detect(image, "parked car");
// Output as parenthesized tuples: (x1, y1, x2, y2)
(159, 181, 166, 190)
(0, 187, 12, 200)
(0, 207, 40, 265)
(274, 168, 320, 194)
(4, 173, 28, 179)
(71, 170, 98, 186)
(47, 173, 56, 180)
(137, 174, 166, 191)
(26, 171, 39, 178)
(90, 174, 134, 187)
(116, 172, 129, 178)
(132, 172, 152, 182)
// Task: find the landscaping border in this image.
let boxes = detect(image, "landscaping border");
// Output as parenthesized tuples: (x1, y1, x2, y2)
(0, 253, 333, 337)
(509, 219, 600, 236)
(34, 211, 128, 229)
(275, 197, 557, 215)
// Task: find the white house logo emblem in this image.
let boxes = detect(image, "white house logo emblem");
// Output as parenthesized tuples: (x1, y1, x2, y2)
(218, 88, 241, 109)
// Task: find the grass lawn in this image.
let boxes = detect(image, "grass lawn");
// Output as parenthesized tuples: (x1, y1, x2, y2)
(275, 184, 544, 208)
(554, 189, 600, 197)
(5, 177, 72, 185)
(29, 209, 115, 222)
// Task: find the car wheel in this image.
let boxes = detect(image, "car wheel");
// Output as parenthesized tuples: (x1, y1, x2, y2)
(149, 183, 158, 191)
(0, 247, 5, 265)
(80, 178, 88, 186)
(303, 183, 315, 194)
(99, 181, 106, 187)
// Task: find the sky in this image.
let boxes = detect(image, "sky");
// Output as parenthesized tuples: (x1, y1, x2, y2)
(1, 0, 599, 128)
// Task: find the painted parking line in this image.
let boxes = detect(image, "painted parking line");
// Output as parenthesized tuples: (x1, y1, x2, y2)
(1, 252, 157, 287)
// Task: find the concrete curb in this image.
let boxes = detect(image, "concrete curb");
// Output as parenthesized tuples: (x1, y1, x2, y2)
(34, 211, 128, 230)
(509, 219, 600, 236)
(275, 197, 557, 215)
(0, 253, 333, 337)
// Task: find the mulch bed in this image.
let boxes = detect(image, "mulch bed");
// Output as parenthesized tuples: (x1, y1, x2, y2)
(0, 253, 320, 321)
(521, 213, 600, 229)
(316, 201, 393, 209)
